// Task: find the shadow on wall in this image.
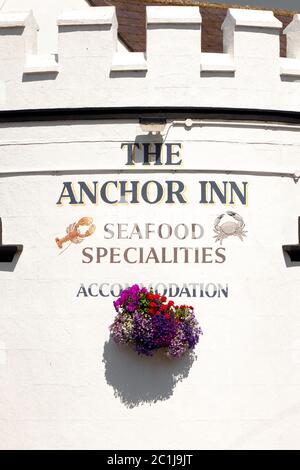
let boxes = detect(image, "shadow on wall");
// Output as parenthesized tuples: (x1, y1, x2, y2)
(0, 218, 23, 271)
(0, 252, 22, 272)
(102, 338, 196, 408)
(283, 249, 300, 268)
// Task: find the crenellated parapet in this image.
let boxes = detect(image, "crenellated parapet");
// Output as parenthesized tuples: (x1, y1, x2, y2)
(1, 5, 300, 111)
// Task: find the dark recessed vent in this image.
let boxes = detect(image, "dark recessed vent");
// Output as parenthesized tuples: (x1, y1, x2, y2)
(283, 245, 300, 262)
(283, 217, 300, 263)
(0, 218, 23, 263)
(0, 245, 22, 263)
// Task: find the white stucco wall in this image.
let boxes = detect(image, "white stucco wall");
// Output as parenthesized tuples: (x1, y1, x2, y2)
(0, 4, 300, 450)
(0, 120, 300, 450)
(0, 0, 89, 53)
(1, 6, 300, 112)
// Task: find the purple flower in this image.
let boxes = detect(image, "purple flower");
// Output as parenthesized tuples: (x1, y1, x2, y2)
(151, 314, 177, 349)
(110, 285, 203, 358)
(132, 312, 154, 355)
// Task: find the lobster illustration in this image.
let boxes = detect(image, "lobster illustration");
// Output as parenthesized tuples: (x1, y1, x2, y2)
(55, 217, 96, 249)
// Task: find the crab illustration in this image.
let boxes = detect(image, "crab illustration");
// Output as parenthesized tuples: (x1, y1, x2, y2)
(55, 217, 96, 249)
(213, 211, 247, 245)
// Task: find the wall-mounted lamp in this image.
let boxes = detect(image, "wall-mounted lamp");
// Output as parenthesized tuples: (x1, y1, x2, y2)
(138, 118, 197, 139)
(283, 217, 300, 262)
(0, 218, 23, 263)
(139, 118, 167, 135)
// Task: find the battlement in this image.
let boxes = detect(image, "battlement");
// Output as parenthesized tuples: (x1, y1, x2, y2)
(1, 5, 300, 112)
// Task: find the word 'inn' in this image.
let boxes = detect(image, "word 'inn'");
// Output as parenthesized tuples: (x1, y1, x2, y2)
(56, 142, 248, 206)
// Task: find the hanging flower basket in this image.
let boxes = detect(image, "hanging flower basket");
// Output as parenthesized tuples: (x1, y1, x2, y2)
(110, 284, 203, 358)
